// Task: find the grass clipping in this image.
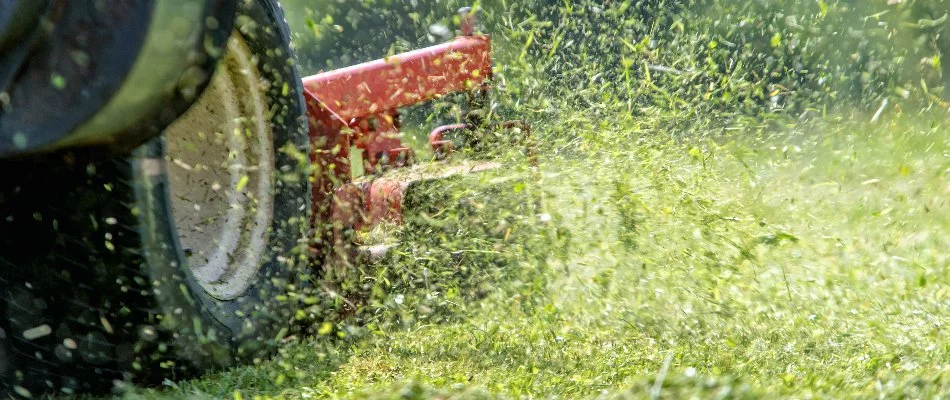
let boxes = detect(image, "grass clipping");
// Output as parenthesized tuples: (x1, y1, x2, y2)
(130, 1, 950, 399)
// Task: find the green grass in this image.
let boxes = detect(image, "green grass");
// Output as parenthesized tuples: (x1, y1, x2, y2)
(113, 108, 949, 399)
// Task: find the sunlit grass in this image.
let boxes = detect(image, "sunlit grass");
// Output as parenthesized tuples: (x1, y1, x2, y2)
(104, 1, 950, 398)
(113, 107, 949, 399)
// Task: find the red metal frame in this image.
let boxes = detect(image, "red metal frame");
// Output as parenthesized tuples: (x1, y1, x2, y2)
(300, 12, 530, 262)
(301, 31, 497, 255)
(302, 34, 491, 171)
(302, 35, 492, 123)
(302, 33, 493, 184)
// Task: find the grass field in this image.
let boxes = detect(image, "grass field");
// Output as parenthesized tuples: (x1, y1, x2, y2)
(111, 107, 949, 399)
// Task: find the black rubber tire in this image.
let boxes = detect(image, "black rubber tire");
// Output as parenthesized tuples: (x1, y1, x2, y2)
(0, 0, 309, 396)
(0, 0, 237, 159)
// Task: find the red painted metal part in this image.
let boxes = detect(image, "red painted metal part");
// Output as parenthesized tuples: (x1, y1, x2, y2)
(302, 35, 491, 174)
(330, 179, 407, 232)
(302, 35, 492, 122)
(301, 33, 497, 258)
(298, 4, 534, 268)
(428, 123, 467, 160)
(302, 33, 494, 195)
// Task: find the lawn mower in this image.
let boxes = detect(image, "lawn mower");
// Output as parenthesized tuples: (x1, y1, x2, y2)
(0, 0, 530, 396)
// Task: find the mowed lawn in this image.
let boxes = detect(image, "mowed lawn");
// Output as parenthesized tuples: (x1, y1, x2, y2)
(121, 111, 949, 399)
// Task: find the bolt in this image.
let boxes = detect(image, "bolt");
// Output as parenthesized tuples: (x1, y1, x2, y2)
(458, 6, 478, 36)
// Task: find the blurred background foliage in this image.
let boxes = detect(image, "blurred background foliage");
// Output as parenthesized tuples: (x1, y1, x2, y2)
(281, 0, 950, 125)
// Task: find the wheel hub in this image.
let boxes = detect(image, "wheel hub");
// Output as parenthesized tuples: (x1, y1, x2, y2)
(164, 31, 274, 301)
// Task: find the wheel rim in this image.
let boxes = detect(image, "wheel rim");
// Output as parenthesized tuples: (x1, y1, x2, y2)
(164, 31, 275, 301)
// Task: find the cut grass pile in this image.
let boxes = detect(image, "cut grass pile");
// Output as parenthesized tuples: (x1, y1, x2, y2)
(116, 108, 949, 399)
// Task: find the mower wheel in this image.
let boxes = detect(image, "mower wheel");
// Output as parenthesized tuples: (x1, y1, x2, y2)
(0, 0, 309, 396)
(0, 0, 237, 158)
